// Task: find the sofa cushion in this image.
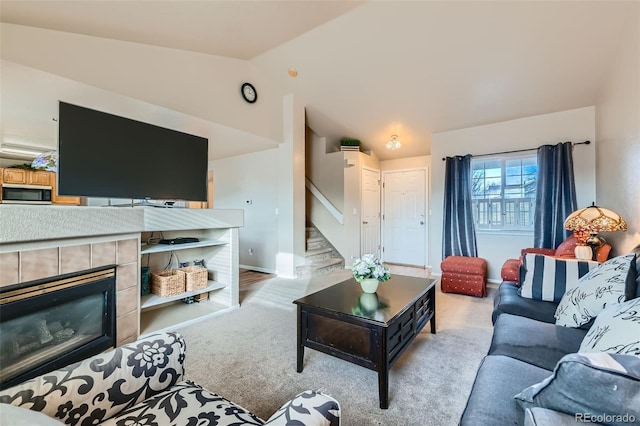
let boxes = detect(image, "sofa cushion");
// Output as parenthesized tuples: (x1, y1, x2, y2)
(554, 254, 636, 327)
(0, 331, 185, 425)
(579, 298, 640, 355)
(524, 407, 603, 426)
(492, 282, 559, 324)
(102, 380, 264, 426)
(264, 390, 340, 426)
(519, 254, 598, 302)
(489, 314, 587, 371)
(459, 355, 551, 426)
(514, 352, 640, 425)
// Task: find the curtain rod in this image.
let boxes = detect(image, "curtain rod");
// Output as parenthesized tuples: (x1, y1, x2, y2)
(440, 140, 590, 161)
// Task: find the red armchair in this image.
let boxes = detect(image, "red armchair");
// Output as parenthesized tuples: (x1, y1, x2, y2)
(500, 235, 612, 283)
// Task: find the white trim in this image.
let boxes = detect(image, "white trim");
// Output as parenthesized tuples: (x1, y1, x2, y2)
(239, 264, 277, 275)
(305, 177, 344, 225)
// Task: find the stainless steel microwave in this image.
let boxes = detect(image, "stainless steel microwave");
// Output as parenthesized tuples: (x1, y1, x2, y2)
(1, 183, 52, 204)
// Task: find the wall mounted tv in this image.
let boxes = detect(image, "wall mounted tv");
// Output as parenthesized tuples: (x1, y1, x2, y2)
(58, 101, 208, 202)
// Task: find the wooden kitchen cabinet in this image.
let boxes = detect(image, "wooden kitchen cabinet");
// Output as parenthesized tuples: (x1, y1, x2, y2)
(1, 168, 51, 185)
(2, 168, 28, 184)
(29, 171, 52, 186)
(0, 168, 80, 205)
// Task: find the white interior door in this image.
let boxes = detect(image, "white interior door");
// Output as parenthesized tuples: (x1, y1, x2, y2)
(361, 168, 381, 258)
(382, 169, 426, 266)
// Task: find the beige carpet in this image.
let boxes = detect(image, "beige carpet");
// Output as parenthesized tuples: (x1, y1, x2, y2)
(178, 269, 496, 425)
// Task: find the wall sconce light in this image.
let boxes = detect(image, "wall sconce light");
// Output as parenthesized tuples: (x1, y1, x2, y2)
(386, 135, 401, 150)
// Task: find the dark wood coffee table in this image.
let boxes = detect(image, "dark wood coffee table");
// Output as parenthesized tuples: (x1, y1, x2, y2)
(293, 275, 437, 409)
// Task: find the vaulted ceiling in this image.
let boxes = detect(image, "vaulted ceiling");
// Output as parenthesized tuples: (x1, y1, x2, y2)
(1, 1, 636, 160)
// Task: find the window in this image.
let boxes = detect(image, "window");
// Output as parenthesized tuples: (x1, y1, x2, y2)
(471, 154, 537, 232)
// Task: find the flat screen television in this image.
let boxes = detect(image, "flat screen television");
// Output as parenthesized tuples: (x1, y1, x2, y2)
(58, 101, 208, 202)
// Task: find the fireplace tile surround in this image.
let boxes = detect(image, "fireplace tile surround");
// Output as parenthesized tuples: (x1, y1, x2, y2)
(0, 237, 140, 346)
(1, 205, 150, 348)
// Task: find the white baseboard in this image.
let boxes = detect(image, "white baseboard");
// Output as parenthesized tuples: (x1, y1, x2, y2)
(239, 264, 277, 275)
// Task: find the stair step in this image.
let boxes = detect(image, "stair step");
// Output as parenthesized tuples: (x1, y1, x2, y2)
(302, 222, 345, 278)
(296, 257, 345, 277)
(306, 236, 329, 250)
(305, 246, 335, 261)
(306, 228, 322, 239)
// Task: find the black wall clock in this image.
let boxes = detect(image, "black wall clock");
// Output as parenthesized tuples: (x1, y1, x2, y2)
(241, 82, 257, 104)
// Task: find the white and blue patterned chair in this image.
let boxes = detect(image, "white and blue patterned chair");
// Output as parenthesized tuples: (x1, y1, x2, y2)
(0, 332, 340, 425)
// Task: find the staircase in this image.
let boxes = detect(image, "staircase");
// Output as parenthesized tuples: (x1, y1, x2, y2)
(296, 223, 345, 278)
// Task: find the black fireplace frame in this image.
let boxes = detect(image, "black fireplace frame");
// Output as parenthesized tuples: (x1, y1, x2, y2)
(0, 265, 117, 390)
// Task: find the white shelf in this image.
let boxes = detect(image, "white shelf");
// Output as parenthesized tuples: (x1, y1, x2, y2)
(140, 300, 238, 337)
(140, 239, 227, 255)
(141, 281, 226, 310)
(136, 219, 239, 339)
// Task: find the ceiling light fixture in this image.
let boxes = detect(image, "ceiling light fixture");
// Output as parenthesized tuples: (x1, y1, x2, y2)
(386, 135, 401, 150)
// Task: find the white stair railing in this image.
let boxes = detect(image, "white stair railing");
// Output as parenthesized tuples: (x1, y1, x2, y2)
(305, 177, 344, 225)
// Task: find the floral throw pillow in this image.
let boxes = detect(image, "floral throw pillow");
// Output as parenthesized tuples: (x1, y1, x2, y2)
(555, 254, 636, 328)
(264, 390, 340, 426)
(579, 298, 640, 355)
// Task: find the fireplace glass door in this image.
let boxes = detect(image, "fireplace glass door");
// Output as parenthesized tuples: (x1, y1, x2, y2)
(0, 267, 116, 389)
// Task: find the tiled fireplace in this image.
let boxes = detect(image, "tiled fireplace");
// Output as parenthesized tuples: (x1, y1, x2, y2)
(0, 237, 140, 346)
(0, 267, 116, 389)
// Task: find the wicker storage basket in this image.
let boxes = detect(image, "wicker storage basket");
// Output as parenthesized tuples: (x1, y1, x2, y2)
(150, 270, 185, 297)
(178, 266, 208, 291)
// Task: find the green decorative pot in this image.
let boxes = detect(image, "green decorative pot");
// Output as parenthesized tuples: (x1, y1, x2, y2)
(359, 278, 379, 293)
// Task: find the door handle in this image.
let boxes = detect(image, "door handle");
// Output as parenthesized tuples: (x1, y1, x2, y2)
(363, 221, 368, 225)
(420, 221, 424, 225)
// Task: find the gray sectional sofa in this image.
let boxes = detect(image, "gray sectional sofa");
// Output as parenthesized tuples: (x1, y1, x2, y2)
(460, 245, 640, 426)
(0, 332, 340, 425)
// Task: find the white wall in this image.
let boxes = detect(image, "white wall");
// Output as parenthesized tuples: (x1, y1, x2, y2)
(208, 93, 306, 279)
(0, 60, 278, 161)
(1, 23, 281, 147)
(305, 127, 344, 211)
(276, 94, 306, 278)
(380, 155, 431, 172)
(595, 6, 640, 255)
(211, 149, 279, 273)
(431, 107, 597, 281)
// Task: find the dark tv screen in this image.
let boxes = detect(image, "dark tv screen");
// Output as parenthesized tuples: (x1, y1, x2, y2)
(58, 101, 208, 201)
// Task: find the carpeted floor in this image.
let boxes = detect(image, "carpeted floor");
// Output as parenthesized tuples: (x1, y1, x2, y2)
(178, 268, 496, 425)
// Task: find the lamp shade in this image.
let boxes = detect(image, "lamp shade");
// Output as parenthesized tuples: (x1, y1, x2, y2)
(563, 204, 627, 233)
